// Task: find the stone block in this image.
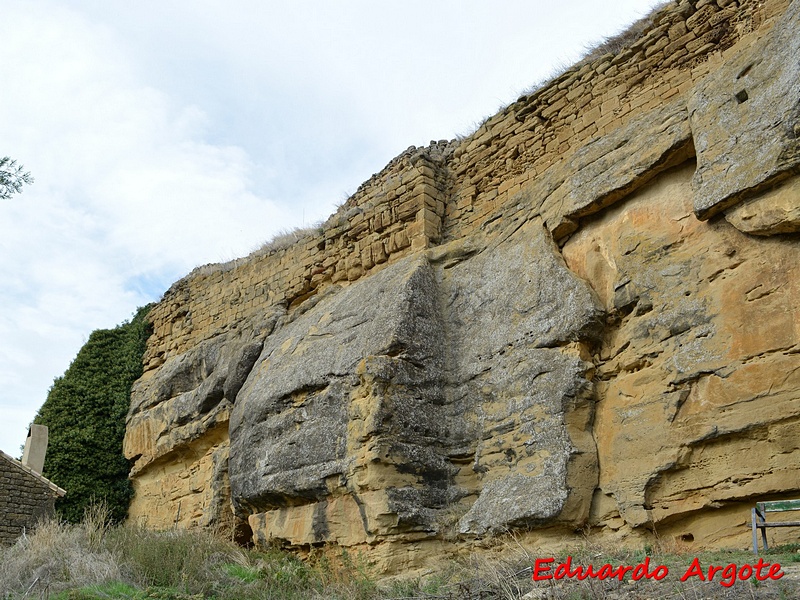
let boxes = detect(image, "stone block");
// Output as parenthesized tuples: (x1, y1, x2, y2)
(724, 175, 800, 235)
(538, 98, 693, 237)
(690, 0, 800, 218)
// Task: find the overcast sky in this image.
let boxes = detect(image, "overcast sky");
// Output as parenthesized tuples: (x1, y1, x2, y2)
(0, 0, 662, 456)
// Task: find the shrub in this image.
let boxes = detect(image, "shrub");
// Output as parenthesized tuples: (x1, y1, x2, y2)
(34, 306, 152, 523)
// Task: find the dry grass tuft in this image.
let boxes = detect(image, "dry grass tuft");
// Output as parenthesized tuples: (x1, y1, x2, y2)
(254, 223, 324, 256)
(580, 3, 667, 63)
(0, 515, 122, 598)
(3, 515, 800, 599)
(516, 1, 670, 105)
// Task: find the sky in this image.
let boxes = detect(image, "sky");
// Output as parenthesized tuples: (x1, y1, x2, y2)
(0, 0, 663, 456)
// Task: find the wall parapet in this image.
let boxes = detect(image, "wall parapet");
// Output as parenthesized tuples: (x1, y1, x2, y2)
(144, 140, 454, 369)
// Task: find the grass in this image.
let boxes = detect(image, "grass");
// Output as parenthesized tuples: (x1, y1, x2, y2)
(3, 510, 800, 599)
(254, 224, 324, 255)
(0, 509, 407, 600)
(579, 1, 670, 63)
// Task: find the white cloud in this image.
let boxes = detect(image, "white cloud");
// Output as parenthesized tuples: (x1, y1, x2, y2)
(0, 1, 289, 453)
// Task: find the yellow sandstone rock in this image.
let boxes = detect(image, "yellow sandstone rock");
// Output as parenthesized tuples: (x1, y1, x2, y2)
(124, 0, 800, 574)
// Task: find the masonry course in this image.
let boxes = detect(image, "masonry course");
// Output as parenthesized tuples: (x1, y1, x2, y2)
(0, 451, 65, 546)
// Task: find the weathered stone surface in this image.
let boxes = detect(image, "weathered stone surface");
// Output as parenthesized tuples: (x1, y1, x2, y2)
(690, 0, 800, 219)
(226, 220, 603, 555)
(124, 313, 279, 528)
(121, 0, 800, 574)
(535, 99, 693, 239)
(230, 256, 456, 549)
(724, 175, 800, 235)
(434, 223, 602, 536)
(563, 164, 800, 543)
(127, 421, 231, 530)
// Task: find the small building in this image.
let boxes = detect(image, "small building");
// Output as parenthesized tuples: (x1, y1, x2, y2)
(0, 425, 66, 546)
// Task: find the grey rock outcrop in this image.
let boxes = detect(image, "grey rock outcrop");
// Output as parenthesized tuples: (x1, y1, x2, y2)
(228, 220, 604, 545)
(690, 0, 800, 220)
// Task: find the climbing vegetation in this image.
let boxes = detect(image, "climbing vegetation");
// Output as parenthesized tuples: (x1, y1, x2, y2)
(34, 306, 152, 523)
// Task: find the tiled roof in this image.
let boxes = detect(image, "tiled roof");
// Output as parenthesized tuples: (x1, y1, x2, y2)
(0, 450, 66, 497)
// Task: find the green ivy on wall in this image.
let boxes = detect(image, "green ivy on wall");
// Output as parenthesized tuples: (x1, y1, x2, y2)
(34, 305, 152, 523)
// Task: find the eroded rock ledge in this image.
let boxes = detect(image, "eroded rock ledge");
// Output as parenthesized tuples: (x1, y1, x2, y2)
(124, 0, 800, 573)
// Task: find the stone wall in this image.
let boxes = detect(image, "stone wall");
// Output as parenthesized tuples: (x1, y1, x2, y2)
(443, 0, 791, 241)
(0, 451, 65, 546)
(141, 141, 452, 372)
(124, 0, 800, 572)
(138, 0, 793, 375)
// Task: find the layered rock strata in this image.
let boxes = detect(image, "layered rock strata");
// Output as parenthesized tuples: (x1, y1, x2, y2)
(124, 0, 800, 571)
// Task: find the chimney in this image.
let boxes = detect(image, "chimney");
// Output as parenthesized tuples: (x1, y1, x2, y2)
(22, 424, 48, 474)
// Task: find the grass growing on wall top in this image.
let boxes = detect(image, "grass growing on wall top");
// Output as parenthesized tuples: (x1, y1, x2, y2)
(33, 305, 153, 523)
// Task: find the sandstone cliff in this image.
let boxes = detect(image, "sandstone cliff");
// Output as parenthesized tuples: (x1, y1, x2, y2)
(123, 0, 800, 573)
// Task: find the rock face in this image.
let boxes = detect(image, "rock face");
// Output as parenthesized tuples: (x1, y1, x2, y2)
(222, 222, 604, 571)
(563, 164, 800, 543)
(124, 0, 800, 572)
(124, 317, 275, 529)
(690, 0, 800, 219)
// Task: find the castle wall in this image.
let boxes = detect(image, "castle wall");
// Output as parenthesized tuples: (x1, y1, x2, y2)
(124, 0, 800, 571)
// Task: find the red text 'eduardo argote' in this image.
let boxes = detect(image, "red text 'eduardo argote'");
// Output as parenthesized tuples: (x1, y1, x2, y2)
(533, 557, 784, 588)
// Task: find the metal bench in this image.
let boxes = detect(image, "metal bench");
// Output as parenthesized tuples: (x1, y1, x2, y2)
(752, 499, 800, 553)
